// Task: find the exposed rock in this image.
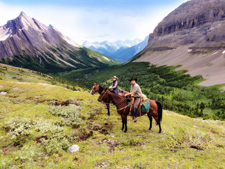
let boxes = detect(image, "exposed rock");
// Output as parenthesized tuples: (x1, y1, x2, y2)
(67, 145, 79, 154)
(146, 0, 225, 49)
(134, 0, 225, 87)
(0, 92, 7, 96)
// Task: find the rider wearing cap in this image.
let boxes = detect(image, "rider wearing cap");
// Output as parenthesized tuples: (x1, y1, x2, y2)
(125, 77, 142, 122)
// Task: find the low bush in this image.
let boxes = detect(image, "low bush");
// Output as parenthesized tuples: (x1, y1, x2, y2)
(49, 105, 84, 128)
(164, 129, 212, 151)
(2, 117, 73, 155)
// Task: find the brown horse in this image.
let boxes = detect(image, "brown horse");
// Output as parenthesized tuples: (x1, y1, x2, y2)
(91, 83, 128, 116)
(98, 89, 162, 133)
(91, 83, 111, 116)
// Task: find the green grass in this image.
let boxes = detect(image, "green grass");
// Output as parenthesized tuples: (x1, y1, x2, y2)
(0, 63, 224, 168)
(0, 78, 225, 168)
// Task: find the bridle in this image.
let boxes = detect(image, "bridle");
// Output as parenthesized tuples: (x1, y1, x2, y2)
(91, 84, 99, 94)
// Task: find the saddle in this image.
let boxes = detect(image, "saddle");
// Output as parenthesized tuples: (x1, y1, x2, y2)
(109, 88, 125, 97)
(127, 95, 150, 116)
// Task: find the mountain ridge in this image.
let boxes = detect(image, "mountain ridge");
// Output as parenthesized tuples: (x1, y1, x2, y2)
(0, 12, 118, 73)
(83, 38, 147, 62)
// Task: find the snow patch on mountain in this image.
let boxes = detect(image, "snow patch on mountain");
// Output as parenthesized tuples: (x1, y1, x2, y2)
(83, 37, 148, 62)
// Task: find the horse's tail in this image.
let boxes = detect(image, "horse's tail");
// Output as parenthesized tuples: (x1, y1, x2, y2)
(156, 101, 162, 125)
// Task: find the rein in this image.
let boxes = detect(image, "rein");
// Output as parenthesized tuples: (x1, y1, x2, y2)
(98, 90, 109, 102)
(115, 98, 127, 107)
(109, 92, 128, 111)
(99, 90, 129, 112)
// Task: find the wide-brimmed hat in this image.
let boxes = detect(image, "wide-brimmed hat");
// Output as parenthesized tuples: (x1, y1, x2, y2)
(112, 76, 118, 79)
(129, 77, 137, 82)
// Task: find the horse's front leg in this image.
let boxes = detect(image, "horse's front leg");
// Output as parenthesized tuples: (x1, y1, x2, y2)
(121, 115, 124, 131)
(124, 116, 127, 133)
(121, 114, 128, 133)
(106, 103, 110, 116)
(147, 113, 152, 130)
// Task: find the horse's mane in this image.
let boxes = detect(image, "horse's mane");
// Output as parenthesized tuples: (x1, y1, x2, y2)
(98, 85, 105, 94)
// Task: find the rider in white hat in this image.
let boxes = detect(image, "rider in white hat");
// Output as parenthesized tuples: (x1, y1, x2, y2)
(109, 76, 119, 94)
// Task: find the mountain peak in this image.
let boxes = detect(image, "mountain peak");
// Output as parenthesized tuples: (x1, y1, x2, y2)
(18, 11, 30, 20)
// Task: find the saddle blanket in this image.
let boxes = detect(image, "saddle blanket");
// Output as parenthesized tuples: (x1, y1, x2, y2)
(141, 100, 150, 113)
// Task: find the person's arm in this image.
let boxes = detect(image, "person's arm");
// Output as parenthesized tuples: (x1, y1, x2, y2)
(125, 92, 135, 97)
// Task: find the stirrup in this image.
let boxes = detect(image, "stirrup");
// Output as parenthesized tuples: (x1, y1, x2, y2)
(133, 117, 137, 123)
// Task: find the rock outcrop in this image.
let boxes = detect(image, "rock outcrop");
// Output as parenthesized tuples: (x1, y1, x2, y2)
(134, 0, 225, 87)
(147, 0, 225, 49)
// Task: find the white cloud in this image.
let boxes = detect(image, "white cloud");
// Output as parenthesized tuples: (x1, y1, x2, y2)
(0, 1, 185, 44)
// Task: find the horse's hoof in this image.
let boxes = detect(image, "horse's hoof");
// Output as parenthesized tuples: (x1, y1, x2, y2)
(159, 131, 162, 133)
(149, 128, 151, 130)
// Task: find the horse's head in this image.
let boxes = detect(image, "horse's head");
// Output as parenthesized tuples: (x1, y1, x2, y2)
(98, 88, 110, 103)
(90, 83, 99, 95)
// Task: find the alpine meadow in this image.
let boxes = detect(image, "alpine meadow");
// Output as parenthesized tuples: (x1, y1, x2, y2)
(0, 0, 225, 168)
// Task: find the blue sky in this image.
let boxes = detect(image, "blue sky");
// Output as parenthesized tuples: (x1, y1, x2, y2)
(0, 0, 187, 44)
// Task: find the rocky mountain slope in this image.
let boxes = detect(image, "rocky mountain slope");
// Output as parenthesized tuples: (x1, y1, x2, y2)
(83, 38, 147, 62)
(0, 12, 118, 73)
(134, 0, 225, 87)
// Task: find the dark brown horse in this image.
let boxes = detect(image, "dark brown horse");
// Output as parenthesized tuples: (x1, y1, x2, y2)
(91, 83, 111, 116)
(91, 83, 128, 116)
(98, 89, 162, 133)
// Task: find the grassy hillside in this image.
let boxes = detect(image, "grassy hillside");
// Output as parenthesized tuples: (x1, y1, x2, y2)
(0, 63, 84, 91)
(58, 62, 225, 120)
(0, 46, 120, 74)
(0, 65, 225, 168)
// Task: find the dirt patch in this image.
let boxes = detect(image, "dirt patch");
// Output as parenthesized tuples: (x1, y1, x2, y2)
(78, 128, 93, 141)
(73, 157, 78, 161)
(190, 145, 204, 150)
(36, 136, 48, 143)
(54, 100, 80, 106)
(209, 128, 219, 134)
(99, 128, 109, 135)
(92, 138, 119, 152)
(2, 146, 18, 155)
(86, 123, 110, 135)
(95, 162, 110, 168)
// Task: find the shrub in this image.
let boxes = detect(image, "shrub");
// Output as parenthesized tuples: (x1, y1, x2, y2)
(3, 117, 35, 146)
(40, 136, 70, 155)
(0, 86, 11, 93)
(119, 136, 140, 147)
(2, 117, 72, 155)
(49, 105, 84, 128)
(164, 129, 212, 151)
(133, 162, 147, 169)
